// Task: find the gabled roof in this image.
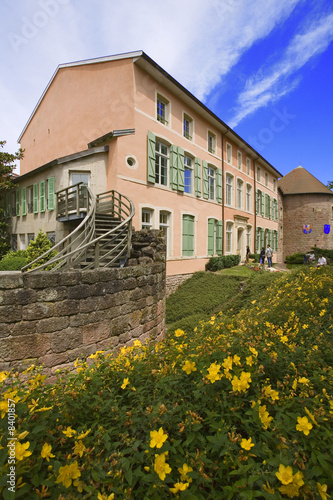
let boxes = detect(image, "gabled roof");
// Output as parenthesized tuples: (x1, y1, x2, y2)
(278, 166, 333, 195)
(17, 50, 282, 177)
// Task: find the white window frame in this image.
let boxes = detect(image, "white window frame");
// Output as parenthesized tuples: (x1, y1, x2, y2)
(183, 113, 193, 141)
(265, 172, 269, 187)
(184, 154, 193, 195)
(246, 158, 251, 176)
(156, 92, 170, 126)
(208, 131, 216, 154)
(141, 208, 154, 229)
(208, 165, 216, 201)
(246, 183, 252, 212)
(70, 171, 90, 187)
(155, 140, 169, 186)
(237, 151, 242, 171)
(256, 166, 261, 182)
(246, 225, 252, 249)
(226, 143, 232, 164)
(237, 178, 244, 209)
(225, 173, 234, 206)
(225, 221, 233, 254)
(159, 210, 171, 257)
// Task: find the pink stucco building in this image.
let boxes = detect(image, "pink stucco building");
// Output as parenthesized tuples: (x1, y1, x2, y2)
(8, 51, 281, 275)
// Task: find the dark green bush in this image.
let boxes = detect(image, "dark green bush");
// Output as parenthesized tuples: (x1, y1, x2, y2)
(285, 253, 305, 264)
(249, 253, 260, 263)
(0, 249, 28, 270)
(311, 247, 333, 262)
(205, 254, 241, 271)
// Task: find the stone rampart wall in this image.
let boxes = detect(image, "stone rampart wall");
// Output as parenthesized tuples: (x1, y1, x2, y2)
(0, 230, 166, 376)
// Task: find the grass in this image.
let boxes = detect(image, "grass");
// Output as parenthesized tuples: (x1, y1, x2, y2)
(166, 268, 280, 334)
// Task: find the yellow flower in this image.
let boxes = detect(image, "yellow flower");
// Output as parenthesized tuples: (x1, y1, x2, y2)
(17, 431, 29, 440)
(55, 462, 81, 488)
(97, 492, 115, 500)
(150, 427, 168, 448)
(263, 482, 275, 494)
(206, 362, 222, 383)
(63, 427, 77, 438)
(73, 440, 86, 457)
(296, 416, 312, 435)
(263, 385, 279, 401)
(278, 483, 301, 498)
(121, 378, 130, 389)
(41, 443, 55, 462)
(154, 452, 171, 481)
(231, 371, 251, 393)
(222, 356, 233, 370)
(77, 429, 91, 439)
(276, 464, 294, 485)
(174, 329, 184, 337)
(249, 347, 258, 357)
(0, 371, 9, 383)
(280, 335, 288, 344)
(178, 463, 193, 483)
(319, 309, 326, 316)
(182, 360, 197, 375)
(233, 354, 241, 365)
(15, 442, 32, 461)
(298, 377, 309, 384)
(74, 479, 84, 493)
(317, 483, 330, 500)
(170, 482, 189, 494)
(246, 356, 253, 366)
(28, 398, 40, 413)
(240, 438, 254, 450)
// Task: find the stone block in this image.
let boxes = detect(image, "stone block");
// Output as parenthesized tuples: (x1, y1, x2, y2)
(22, 302, 55, 320)
(55, 300, 80, 316)
(68, 284, 93, 299)
(0, 334, 51, 361)
(83, 321, 110, 344)
(79, 296, 100, 313)
(69, 313, 90, 327)
(11, 320, 38, 337)
(105, 280, 124, 294)
(97, 294, 115, 310)
(57, 271, 81, 286)
(36, 316, 69, 334)
(80, 269, 100, 284)
(67, 344, 98, 362)
(0, 323, 12, 337)
(35, 286, 68, 302)
(37, 352, 69, 368)
(0, 274, 23, 289)
(23, 273, 58, 289)
(51, 327, 83, 353)
(0, 305, 22, 323)
(91, 282, 107, 296)
(110, 316, 128, 336)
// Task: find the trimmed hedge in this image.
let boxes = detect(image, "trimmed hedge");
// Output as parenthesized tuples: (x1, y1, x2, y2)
(285, 253, 304, 265)
(249, 253, 260, 263)
(0, 249, 28, 270)
(205, 254, 241, 271)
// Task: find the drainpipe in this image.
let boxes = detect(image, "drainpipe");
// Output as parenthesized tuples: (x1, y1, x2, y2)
(253, 157, 259, 254)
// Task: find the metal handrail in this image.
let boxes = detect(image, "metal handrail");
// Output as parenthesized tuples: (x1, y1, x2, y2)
(21, 189, 135, 272)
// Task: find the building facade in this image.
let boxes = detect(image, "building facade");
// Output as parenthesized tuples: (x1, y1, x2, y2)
(8, 51, 281, 275)
(278, 166, 333, 262)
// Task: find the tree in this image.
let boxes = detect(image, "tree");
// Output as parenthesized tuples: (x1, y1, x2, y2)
(327, 180, 333, 191)
(0, 140, 24, 258)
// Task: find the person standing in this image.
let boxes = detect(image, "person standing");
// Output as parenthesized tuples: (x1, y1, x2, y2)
(260, 247, 265, 265)
(245, 246, 250, 263)
(266, 244, 273, 268)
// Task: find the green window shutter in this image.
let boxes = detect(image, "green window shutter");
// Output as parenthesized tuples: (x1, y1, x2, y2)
(40, 181, 46, 212)
(261, 192, 265, 216)
(182, 215, 194, 256)
(33, 183, 39, 213)
(216, 168, 222, 203)
(255, 190, 259, 214)
(194, 158, 201, 197)
(264, 194, 268, 217)
(177, 147, 184, 192)
(147, 131, 156, 183)
(170, 145, 178, 190)
(217, 220, 223, 256)
(275, 230, 278, 250)
(16, 190, 20, 216)
(255, 228, 259, 252)
(260, 228, 264, 248)
(268, 196, 272, 219)
(202, 161, 209, 199)
(48, 177, 55, 211)
(275, 199, 278, 221)
(21, 187, 27, 216)
(268, 229, 272, 246)
(208, 218, 215, 255)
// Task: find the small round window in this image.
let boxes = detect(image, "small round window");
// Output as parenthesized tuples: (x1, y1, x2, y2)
(126, 156, 137, 169)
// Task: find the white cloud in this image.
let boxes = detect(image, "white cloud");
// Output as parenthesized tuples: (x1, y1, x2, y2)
(229, 12, 333, 127)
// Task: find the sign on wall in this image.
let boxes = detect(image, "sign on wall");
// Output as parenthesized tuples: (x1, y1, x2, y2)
(324, 224, 331, 234)
(303, 224, 312, 234)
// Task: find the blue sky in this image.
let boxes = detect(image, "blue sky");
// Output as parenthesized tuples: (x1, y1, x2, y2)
(1, 0, 333, 185)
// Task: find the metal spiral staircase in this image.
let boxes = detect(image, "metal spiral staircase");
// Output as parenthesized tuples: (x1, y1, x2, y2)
(21, 183, 135, 273)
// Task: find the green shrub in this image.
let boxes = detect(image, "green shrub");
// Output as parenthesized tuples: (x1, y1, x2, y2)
(205, 254, 241, 271)
(311, 247, 333, 262)
(1, 268, 332, 498)
(0, 249, 28, 270)
(285, 252, 305, 264)
(25, 230, 58, 270)
(249, 253, 260, 263)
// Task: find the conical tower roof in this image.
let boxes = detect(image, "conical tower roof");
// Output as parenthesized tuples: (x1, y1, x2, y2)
(278, 166, 332, 195)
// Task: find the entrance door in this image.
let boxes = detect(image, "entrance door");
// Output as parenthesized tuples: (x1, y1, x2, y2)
(237, 228, 244, 261)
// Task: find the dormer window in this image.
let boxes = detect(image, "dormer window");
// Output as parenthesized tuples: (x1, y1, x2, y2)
(183, 114, 193, 140)
(157, 94, 169, 125)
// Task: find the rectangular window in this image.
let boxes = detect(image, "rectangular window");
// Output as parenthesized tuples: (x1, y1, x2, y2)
(11, 234, 17, 252)
(70, 172, 90, 186)
(157, 95, 169, 125)
(226, 222, 233, 253)
(246, 226, 251, 248)
(184, 155, 193, 194)
(226, 174, 233, 206)
(208, 219, 223, 256)
(226, 143, 232, 163)
(40, 181, 46, 212)
(182, 214, 195, 257)
(265, 172, 269, 187)
(155, 141, 169, 186)
(47, 232, 56, 246)
(237, 152, 242, 170)
(19, 234, 26, 250)
(27, 233, 35, 245)
(256, 189, 262, 215)
(237, 179, 243, 209)
(273, 179, 277, 192)
(208, 132, 216, 154)
(159, 211, 170, 256)
(246, 158, 251, 175)
(208, 167, 215, 201)
(142, 209, 153, 229)
(246, 184, 252, 211)
(15, 190, 20, 216)
(183, 114, 193, 140)
(256, 166, 261, 182)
